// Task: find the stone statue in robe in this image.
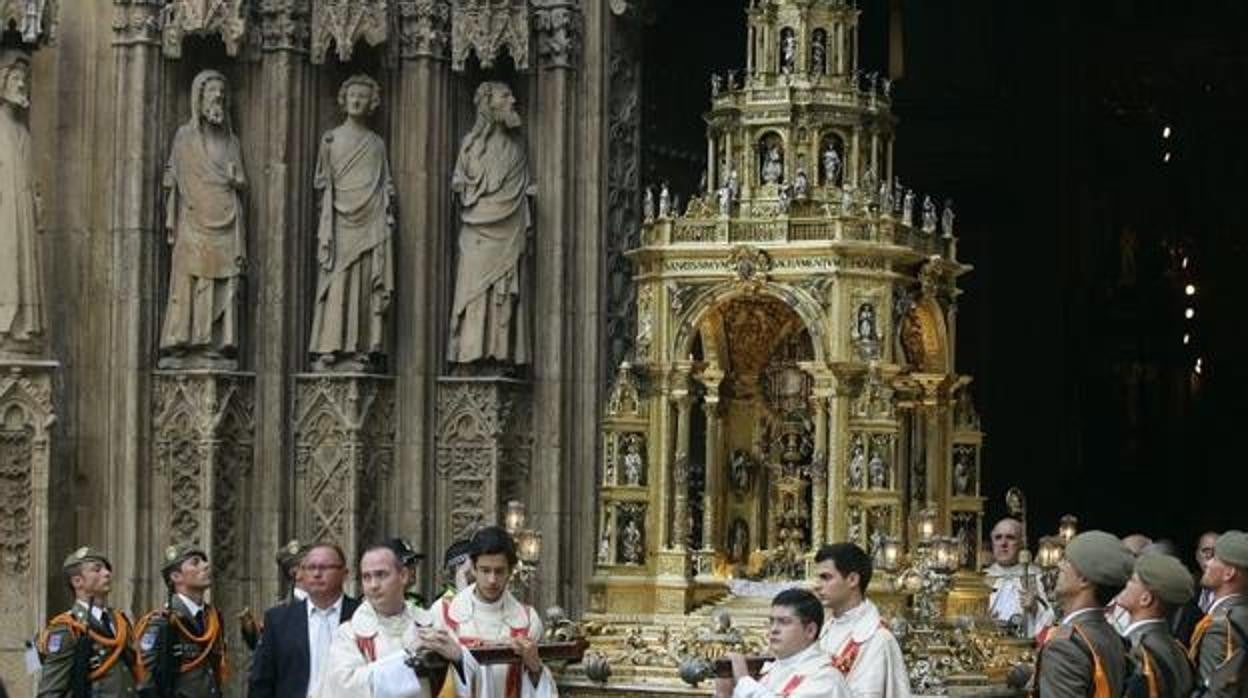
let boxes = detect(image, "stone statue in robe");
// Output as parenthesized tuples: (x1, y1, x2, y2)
(308, 75, 395, 372)
(448, 81, 533, 368)
(159, 69, 246, 369)
(0, 51, 44, 357)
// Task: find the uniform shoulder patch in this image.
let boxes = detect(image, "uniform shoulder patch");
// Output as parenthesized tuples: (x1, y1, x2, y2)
(140, 625, 161, 651)
(45, 629, 68, 654)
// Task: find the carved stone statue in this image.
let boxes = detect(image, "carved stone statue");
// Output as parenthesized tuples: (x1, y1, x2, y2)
(731, 449, 752, 492)
(308, 75, 395, 372)
(862, 165, 878, 197)
(717, 186, 731, 215)
(621, 517, 643, 564)
(902, 188, 915, 225)
(658, 182, 671, 218)
(726, 169, 740, 201)
(954, 452, 972, 496)
(793, 162, 810, 199)
(848, 442, 866, 489)
(0, 51, 44, 356)
(710, 73, 722, 97)
(822, 142, 841, 186)
(922, 195, 937, 233)
(622, 434, 644, 485)
(941, 198, 956, 238)
(761, 143, 783, 184)
(643, 186, 654, 222)
(811, 30, 827, 75)
(780, 29, 797, 74)
(449, 81, 533, 366)
(869, 451, 887, 489)
(597, 530, 611, 564)
(856, 303, 877, 340)
(879, 181, 892, 213)
(160, 69, 247, 369)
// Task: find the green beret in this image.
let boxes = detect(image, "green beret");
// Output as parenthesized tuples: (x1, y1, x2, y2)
(1066, 530, 1133, 586)
(276, 539, 304, 568)
(62, 546, 111, 571)
(1135, 553, 1194, 605)
(1214, 530, 1248, 569)
(161, 542, 208, 576)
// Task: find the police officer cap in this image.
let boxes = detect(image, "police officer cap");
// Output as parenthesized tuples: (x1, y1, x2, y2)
(1214, 530, 1248, 569)
(63, 546, 111, 571)
(276, 538, 305, 568)
(1134, 553, 1194, 605)
(161, 542, 208, 576)
(1066, 530, 1133, 586)
(388, 537, 425, 567)
(444, 539, 475, 570)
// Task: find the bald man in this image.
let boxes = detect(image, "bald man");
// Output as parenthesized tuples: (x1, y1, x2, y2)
(985, 518, 1054, 638)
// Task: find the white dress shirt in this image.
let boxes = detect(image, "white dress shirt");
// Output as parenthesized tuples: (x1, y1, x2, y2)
(307, 596, 344, 696)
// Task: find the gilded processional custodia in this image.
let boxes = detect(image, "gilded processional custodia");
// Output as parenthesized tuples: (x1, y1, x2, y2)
(573, 0, 1012, 694)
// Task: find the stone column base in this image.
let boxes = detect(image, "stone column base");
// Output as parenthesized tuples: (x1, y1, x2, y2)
(293, 373, 396, 569)
(434, 377, 533, 564)
(0, 359, 58, 697)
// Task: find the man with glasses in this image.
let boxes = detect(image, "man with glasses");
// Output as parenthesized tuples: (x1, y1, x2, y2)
(249, 542, 360, 698)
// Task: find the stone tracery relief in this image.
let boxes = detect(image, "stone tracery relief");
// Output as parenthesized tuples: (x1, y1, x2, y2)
(396, 0, 451, 59)
(310, 0, 389, 64)
(605, 23, 641, 382)
(451, 0, 529, 72)
(161, 0, 249, 58)
(294, 376, 395, 554)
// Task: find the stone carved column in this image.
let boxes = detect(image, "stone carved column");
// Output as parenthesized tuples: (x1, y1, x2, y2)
(392, 0, 451, 597)
(152, 371, 254, 631)
(110, 0, 167, 614)
(696, 367, 723, 576)
(292, 374, 395, 568)
(251, 0, 312, 612)
(528, 0, 583, 612)
(810, 395, 829, 547)
(0, 361, 56, 689)
(434, 378, 533, 562)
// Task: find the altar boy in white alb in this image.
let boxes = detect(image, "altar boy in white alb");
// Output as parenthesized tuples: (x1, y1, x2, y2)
(715, 588, 854, 698)
(319, 541, 476, 698)
(434, 526, 558, 698)
(814, 543, 912, 698)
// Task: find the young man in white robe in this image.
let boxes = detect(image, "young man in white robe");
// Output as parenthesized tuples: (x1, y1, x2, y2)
(433, 526, 557, 698)
(814, 543, 912, 698)
(319, 541, 477, 698)
(715, 588, 854, 698)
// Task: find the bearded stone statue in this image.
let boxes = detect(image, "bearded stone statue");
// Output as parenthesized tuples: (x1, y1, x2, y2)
(448, 81, 533, 368)
(159, 69, 247, 369)
(0, 50, 44, 356)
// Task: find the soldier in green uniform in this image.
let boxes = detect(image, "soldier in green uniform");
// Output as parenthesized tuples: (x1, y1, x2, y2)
(1117, 552, 1194, 698)
(239, 538, 306, 651)
(36, 546, 137, 696)
(1190, 530, 1248, 698)
(134, 544, 226, 698)
(1036, 530, 1134, 698)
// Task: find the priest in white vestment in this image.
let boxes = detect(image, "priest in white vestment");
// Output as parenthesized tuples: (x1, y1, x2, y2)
(814, 543, 912, 698)
(320, 542, 476, 698)
(984, 518, 1055, 638)
(715, 588, 853, 698)
(433, 526, 557, 698)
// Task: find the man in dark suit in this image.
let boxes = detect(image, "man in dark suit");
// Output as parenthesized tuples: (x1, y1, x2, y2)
(248, 542, 359, 698)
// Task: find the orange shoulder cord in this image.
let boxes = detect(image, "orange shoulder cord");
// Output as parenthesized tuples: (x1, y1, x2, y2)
(1189, 615, 1213, 663)
(1071, 624, 1112, 698)
(39, 610, 133, 681)
(1138, 646, 1160, 698)
(133, 608, 228, 684)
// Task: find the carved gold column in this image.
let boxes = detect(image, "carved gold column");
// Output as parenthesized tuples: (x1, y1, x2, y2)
(669, 372, 693, 551)
(697, 367, 723, 578)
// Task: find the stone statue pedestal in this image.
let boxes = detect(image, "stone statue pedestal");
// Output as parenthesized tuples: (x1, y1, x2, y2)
(292, 373, 396, 567)
(434, 376, 533, 560)
(152, 369, 254, 694)
(0, 358, 57, 696)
